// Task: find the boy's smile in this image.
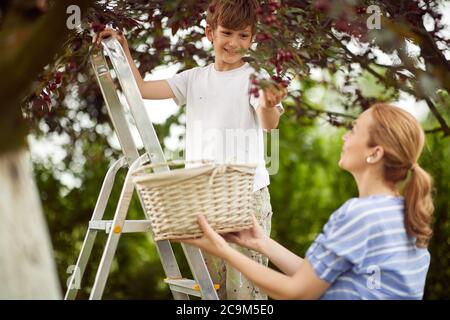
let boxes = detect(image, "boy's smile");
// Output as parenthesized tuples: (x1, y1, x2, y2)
(206, 25, 253, 71)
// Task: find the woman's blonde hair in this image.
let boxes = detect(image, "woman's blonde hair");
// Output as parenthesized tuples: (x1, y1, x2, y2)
(368, 103, 434, 248)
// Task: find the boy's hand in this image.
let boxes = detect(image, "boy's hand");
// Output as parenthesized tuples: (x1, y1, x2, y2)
(92, 27, 128, 49)
(259, 84, 288, 110)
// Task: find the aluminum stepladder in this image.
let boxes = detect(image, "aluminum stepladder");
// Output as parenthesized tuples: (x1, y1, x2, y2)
(64, 37, 219, 300)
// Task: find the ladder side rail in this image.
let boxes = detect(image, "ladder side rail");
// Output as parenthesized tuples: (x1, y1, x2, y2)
(65, 157, 127, 300)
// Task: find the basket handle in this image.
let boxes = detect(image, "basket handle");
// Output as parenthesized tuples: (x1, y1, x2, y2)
(132, 159, 215, 175)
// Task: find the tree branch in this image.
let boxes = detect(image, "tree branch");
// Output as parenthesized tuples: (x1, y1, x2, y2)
(424, 97, 450, 137)
(0, 0, 93, 154)
(328, 32, 450, 136)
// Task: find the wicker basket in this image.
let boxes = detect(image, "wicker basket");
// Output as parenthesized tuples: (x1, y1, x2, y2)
(132, 160, 256, 241)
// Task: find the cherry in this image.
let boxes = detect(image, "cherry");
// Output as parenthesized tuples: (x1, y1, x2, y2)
(269, 3, 279, 12)
(264, 15, 277, 25)
(270, 75, 290, 88)
(335, 18, 350, 33)
(250, 76, 259, 85)
(68, 62, 77, 72)
(276, 49, 294, 63)
(356, 7, 367, 14)
(276, 64, 283, 74)
(55, 72, 62, 84)
(313, 0, 331, 13)
(48, 83, 57, 91)
(41, 92, 51, 103)
(249, 87, 260, 98)
(255, 32, 272, 42)
(92, 23, 105, 33)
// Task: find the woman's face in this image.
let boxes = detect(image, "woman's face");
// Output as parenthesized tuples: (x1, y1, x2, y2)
(339, 109, 376, 173)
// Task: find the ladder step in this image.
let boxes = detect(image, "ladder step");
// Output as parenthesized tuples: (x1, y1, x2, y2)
(164, 278, 220, 297)
(89, 220, 152, 234)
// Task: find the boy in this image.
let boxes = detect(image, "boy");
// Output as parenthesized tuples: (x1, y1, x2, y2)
(96, 0, 286, 299)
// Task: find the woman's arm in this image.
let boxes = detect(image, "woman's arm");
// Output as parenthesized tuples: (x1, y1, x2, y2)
(181, 215, 330, 299)
(223, 247, 329, 299)
(262, 238, 305, 276)
(223, 215, 304, 276)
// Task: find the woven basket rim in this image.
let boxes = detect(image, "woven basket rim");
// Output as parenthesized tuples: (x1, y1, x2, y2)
(132, 160, 257, 187)
(133, 159, 256, 173)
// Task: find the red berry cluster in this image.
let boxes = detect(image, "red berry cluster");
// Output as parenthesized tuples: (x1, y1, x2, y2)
(334, 16, 368, 40)
(249, 75, 260, 98)
(263, 15, 278, 25)
(258, 0, 280, 26)
(268, 0, 280, 12)
(41, 92, 51, 104)
(271, 75, 290, 88)
(55, 72, 62, 84)
(313, 0, 331, 13)
(355, 7, 367, 14)
(47, 71, 63, 92)
(68, 61, 77, 73)
(276, 49, 294, 63)
(255, 32, 272, 43)
(38, 71, 64, 110)
(91, 22, 105, 33)
(269, 49, 294, 75)
(334, 17, 350, 33)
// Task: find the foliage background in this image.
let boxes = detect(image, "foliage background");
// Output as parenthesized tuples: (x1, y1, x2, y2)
(2, 0, 447, 299)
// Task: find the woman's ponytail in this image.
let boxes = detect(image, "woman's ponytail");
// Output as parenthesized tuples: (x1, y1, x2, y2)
(403, 164, 434, 247)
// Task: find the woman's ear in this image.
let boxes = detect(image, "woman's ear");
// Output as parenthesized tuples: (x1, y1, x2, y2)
(368, 146, 384, 164)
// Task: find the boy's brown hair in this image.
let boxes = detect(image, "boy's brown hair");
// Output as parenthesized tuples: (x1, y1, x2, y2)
(206, 0, 259, 35)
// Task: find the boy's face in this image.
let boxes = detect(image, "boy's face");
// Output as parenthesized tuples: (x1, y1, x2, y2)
(206, 24, 253, 70)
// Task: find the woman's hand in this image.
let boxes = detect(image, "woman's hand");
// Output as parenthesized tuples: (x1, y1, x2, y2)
(222, 214, 269, 254)
(180, 215, 232, 259)
(92, 27, 128, 49)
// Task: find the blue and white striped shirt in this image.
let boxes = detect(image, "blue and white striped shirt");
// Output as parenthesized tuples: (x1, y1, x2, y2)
(305, 195, 430, 300)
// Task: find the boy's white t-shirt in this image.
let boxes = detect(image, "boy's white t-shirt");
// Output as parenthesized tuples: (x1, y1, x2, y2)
(167, 62, 277, 192)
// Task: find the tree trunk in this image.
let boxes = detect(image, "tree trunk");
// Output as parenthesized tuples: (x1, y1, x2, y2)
(0, 148, 61, 299)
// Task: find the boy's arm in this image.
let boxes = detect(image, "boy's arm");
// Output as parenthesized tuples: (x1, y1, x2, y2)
(256, 104, 282, 130)
(139, 80, 175, 100)
(123, 45, 175, 100)
(95, 29, 175, 100)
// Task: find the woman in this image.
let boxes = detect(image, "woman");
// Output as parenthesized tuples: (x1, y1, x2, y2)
(181, 103, 434, 299)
